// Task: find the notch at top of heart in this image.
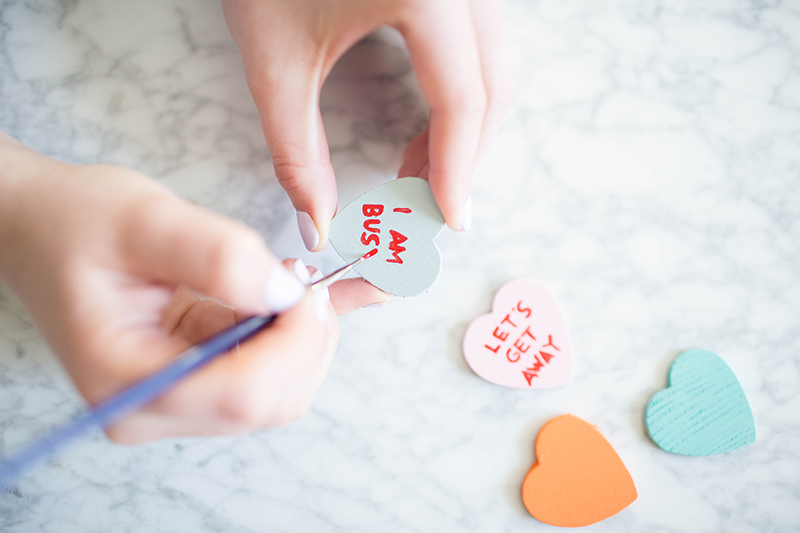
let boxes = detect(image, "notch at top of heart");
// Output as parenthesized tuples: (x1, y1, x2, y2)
(329, 177, 445, 297)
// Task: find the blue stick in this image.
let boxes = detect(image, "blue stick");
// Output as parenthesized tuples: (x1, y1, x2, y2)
(0, 252, 371, 488)
(0, 314, 275, 487)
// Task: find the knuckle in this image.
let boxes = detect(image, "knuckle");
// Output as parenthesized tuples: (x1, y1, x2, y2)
(388, 0, 419, 21)
(295, 395, 314, 421)
(445, 87, 488, 118)
(220, 379, 319, 429)
(272, 152, 333, 197)
(290, 410, 305, 424)
(125, 193, 172, 233)
(219, 385, 264, 426)
(270, 413, 297, 428)
(106, 424, 156, 445)
(276, 397, 311, 427)
(490, 81, 513, 114)
(105, 426, 135, 445)
(327, 318, 340, 343)
(206, 226, 264, 297)
(121, 193, 180, 252)
(72, 331, 127, 390)
(281, 402, 309, 426)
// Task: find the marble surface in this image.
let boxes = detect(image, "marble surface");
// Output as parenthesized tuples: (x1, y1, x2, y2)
(1, 0, 799, 531)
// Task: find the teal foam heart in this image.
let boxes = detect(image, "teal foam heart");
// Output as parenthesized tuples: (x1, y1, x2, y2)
(645, 348, 755, 456)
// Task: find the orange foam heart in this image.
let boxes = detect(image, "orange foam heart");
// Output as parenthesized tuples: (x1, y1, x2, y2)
(522, 415, 637, 527)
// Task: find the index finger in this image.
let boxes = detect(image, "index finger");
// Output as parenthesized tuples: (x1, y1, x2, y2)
(395, 1, 486, 231)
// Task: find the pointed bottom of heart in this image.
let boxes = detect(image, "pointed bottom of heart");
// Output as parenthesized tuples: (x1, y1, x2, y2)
(521, 415, 637, 527)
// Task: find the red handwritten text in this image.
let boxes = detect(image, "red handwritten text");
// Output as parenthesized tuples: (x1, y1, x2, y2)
(483, 300, 561, 386)
(361, 204, 412, 264)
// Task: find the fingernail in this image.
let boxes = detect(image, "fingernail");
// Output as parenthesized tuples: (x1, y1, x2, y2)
(363, 302, 390, 309)
(313, 286, 330, 323)
(264, 264, 307, 313)
(460, 197, 473, 232)
(309, 267, 328, 322)
(297, 211, 320, 252)
(293, 259, 311, 285)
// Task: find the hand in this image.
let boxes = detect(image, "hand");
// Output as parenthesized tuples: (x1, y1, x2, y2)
(222, 0, 512, 250)
(0, 133, 390, 444)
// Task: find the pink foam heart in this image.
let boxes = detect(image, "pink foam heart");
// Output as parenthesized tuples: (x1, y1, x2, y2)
(463, 279, 572, 389)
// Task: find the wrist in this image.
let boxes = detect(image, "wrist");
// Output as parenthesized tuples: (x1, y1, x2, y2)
(0, 132, 62, 283)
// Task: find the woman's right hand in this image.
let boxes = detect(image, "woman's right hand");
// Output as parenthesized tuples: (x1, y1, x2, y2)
(0, 132, 391, 444)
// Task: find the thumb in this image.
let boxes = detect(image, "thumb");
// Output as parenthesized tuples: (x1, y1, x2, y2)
(122, 196, 307, 315)
(249, 63, 338, 252)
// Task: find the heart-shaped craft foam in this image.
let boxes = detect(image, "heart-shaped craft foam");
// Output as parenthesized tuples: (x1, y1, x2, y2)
(522, 415, 638, 528)
(645, 348, 756, 456)
(329, 178, 445, 297)
(463, 279, 572, 389)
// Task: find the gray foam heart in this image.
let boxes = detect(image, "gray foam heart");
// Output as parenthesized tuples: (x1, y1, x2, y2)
(329, 178, 445, 297)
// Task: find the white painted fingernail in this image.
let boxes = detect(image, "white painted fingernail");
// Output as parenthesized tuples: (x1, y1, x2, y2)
(297, 211, 320, 251)
(460, 197, 473, 232)
(293, 259, 311, 285)
(363, 302, 390, 309)
(264, 264, 306, 313)
(310, 269, 323, 283)
(313, 287, 330, 323)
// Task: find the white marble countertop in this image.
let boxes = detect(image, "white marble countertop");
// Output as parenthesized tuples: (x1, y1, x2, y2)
(1, 0, 799, 531)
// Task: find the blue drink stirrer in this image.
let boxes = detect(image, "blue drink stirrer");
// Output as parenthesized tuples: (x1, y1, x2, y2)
(0, 252, 373, 486)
